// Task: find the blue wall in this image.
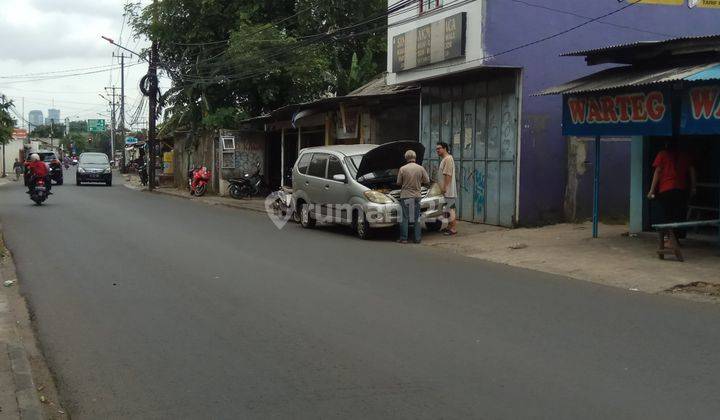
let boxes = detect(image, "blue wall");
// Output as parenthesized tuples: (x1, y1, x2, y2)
(483, 0, 719, 225)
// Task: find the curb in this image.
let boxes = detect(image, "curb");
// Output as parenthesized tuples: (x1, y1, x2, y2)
(0, 231, 44, 420)
(124, 182, 269, 214)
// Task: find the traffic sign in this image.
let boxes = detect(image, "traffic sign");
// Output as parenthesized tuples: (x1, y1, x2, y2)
(87, 119, 106, 132)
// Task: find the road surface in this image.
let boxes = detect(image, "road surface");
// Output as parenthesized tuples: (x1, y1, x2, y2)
(1, 171, 719, 419)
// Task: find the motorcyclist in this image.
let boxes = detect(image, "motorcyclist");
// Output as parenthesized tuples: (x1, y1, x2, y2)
(12, 158, 23, 181)
(25, 153, 51, 194)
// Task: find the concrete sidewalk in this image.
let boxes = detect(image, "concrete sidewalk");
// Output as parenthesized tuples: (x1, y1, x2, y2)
(0, 231, 53, 419)
(423, 221, 720, 297)
(124, 175, 268, 213)
(124, 177, 720, 299)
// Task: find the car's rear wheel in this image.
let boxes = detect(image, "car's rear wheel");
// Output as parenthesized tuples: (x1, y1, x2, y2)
(56, 179, 63, 186)
(299, 202, 315, 228)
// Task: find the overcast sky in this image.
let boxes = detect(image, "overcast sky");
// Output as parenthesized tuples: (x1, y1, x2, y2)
(0, 0, 152, 129)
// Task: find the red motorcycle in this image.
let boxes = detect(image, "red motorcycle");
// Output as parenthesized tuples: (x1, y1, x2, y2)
(188, 166, 211, 197)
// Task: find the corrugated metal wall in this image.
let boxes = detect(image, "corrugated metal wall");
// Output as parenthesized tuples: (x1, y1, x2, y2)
(420, 74, 519, 227)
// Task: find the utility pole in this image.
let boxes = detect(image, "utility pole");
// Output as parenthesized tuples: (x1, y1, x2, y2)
(147, 3, 158, 191)
(113, 52, 130, 165)
(103, 86, 119, 167)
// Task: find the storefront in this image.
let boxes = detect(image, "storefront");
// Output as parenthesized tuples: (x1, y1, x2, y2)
(541, 36, 720, 242)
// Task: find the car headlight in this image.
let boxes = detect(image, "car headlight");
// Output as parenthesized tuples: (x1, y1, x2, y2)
(427, 182, 443, 197)
(78, 167, 86, 173)
(104, 168, 112, 173)
(364, 190, 393, 204)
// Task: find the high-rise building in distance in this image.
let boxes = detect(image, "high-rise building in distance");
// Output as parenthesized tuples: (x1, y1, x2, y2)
(46, 108, 60, 125)
(28, 110, 44, 130)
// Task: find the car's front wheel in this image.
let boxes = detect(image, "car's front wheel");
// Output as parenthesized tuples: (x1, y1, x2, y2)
(353, 210, 372, 240)
(299, 202, 316, 228)
(425, 219, 443, 232)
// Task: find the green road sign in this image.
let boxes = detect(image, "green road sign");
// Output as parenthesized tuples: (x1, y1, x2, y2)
(87, 119, 106, 132)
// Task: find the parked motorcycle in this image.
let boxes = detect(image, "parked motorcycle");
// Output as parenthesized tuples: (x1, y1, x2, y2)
(269, 186, 300, 223)
(228, 162, 269, 199)
(29, 177, 50, 205)
(188, 166, 211, 196)
(136, 162, 148, 186)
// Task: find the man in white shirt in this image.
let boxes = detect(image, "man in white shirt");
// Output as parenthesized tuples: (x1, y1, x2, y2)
(435, 142, 457, 235)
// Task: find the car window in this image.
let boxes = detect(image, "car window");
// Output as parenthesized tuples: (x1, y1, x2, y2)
(296, 153, 312, 174)
(307, 154, 328, 178)
(327, 156, 345, 180)
(80, 154, 109, 165)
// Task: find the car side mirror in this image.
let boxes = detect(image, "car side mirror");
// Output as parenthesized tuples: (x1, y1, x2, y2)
(332, 174, 347, 183)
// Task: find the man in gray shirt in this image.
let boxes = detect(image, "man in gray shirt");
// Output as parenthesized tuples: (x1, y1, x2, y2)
(396, 149, 430, 244)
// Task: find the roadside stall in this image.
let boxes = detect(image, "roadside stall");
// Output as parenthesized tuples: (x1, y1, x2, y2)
(540, 35, 720, 260)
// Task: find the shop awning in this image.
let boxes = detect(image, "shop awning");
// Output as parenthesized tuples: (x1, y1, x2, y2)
(539, 34, 720, 240)
(537, 62, 720, 96)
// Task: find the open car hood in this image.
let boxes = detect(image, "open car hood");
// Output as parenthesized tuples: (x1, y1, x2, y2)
(356, 141, 425, 180)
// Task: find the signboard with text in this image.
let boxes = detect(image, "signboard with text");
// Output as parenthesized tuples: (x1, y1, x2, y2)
(562, 89, 672, 136)
(689, 0, 720, 8)
(392, 12, 466, 73)
(87, 119, 106, 132)
(11, 128, 28, 139)
(681, 84, 720, 134)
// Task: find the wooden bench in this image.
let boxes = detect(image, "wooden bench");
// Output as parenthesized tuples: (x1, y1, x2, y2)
(652, 219, 720, 262)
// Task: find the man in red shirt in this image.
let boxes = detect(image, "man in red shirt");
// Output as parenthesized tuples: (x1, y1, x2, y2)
(25, 153, 50, 194)
(648, 140, 696, 238)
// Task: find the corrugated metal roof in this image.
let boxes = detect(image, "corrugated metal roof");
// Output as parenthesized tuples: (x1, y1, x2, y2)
(561, 34, 720, 58)
(346, 73, 419, 97)
(537, 62, 720, 96)
(241, 73, 419, 123)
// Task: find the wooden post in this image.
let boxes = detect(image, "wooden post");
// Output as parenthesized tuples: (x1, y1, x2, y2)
(280, 128, 285, 187)
(593, 136, 601, 238)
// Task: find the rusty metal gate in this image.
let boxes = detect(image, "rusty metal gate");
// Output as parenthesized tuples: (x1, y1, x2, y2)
(420, 74, 519, 227)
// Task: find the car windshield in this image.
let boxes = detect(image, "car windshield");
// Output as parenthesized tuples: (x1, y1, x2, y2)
(345, 154, 398, 182)
(344, 155, 363, 179)
(40, 154, 56, 162)
(80, 155, 108, 165)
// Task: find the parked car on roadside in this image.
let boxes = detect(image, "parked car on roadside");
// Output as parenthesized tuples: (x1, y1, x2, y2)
(292, 141, 446, 239)
(76, 152, 112, 186)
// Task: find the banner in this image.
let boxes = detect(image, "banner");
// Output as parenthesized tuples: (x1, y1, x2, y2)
(681, 84, 720, 134)
(689, 0, 720, 8)
(633, 0, 683, 4)
(562, 89, 672, 136)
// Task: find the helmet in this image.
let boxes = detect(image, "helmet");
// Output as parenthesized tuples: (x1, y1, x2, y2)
(30, 153, 40, 162)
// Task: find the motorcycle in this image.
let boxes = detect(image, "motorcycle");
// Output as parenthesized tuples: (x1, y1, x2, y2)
(188, 166, 211, 197)
(228, 162, 269, 199)
(269, 186, 300, 223)
(135, 162, 148, 186)
(29, 177, 50, 205)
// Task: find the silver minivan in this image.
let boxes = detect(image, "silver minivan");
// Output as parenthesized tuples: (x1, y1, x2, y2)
(292, 141, 446, 239)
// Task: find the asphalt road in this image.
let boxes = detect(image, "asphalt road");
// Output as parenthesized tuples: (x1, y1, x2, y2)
(1, 170, 719, 419)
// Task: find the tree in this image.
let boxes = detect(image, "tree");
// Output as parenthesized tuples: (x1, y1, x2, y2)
(0, 96, 15, 146)
(30, 124, 66, 138)
(126, 0, 388, 133)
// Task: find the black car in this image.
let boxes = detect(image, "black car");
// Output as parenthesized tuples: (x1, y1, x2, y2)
(24, 152, 63, 186)
(76, 153, 112, 186)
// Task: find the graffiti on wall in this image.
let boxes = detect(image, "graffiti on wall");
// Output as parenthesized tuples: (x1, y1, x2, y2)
(234, 139, 264, 173)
